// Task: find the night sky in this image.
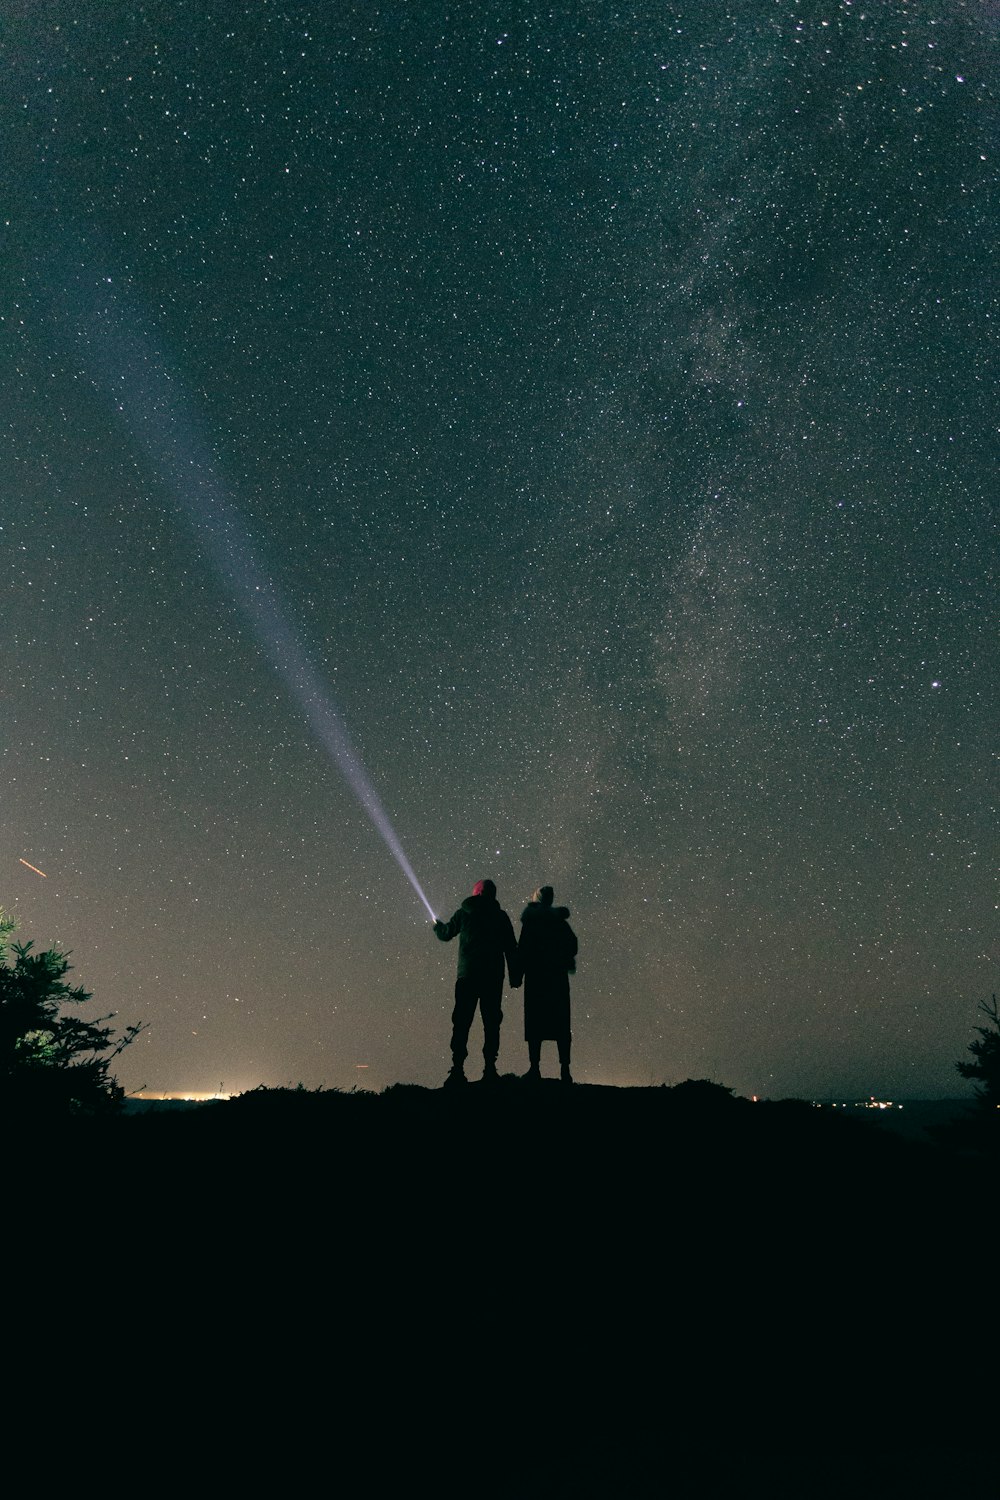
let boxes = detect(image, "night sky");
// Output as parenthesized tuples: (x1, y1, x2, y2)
(4, 2, 995, 1099)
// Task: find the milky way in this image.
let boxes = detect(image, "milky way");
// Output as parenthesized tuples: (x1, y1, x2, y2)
(3, 2, 995, 1097)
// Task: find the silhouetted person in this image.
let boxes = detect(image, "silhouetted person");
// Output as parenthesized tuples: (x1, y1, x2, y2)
(518, 886, 578, 1084)
(434, 879, 521, 1086)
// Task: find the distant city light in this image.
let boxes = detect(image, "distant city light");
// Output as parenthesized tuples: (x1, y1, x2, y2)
(133, 1091, 232, 1102)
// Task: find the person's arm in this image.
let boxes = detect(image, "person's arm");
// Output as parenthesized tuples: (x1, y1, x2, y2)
(565, 924, 579, 974)
(503, 914, 522, 987)
(434, 909, 462, 942)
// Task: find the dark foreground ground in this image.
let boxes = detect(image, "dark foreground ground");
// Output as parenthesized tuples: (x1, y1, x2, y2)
(12, 1079, 996, 1496)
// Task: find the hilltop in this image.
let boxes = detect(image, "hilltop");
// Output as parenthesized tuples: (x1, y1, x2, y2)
(13, 1078, 995, 1496)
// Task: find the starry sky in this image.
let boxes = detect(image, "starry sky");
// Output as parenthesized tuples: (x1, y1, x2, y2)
(4, 1, 996, 1099)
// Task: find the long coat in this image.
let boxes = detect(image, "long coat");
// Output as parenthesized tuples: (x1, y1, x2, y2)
(518, 902, 578, 1042)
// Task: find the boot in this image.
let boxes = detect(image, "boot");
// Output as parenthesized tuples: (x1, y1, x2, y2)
(482, 1059, 499, 1084)
(444, 1064, 467, 1089)
(560, 1063, 574, 1086)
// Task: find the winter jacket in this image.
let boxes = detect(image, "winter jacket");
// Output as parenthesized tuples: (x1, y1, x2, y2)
(517, 902, 578, 980)
(434, 893, 521, 984)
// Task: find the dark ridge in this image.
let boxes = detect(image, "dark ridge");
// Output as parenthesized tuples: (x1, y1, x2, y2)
(11, 1079, 995, 1494)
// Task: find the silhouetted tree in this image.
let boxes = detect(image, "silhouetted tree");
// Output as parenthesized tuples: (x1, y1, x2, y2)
(956, 995, 1000, 1107)
(0, 908, 144, 1116)
(0, 907, 15, 962)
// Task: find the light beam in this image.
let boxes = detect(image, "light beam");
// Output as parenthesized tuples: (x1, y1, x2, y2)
(52, 243, 435, 921)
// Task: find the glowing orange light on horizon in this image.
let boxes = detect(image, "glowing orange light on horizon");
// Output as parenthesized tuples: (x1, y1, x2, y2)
(135, 1091, 233, 1102)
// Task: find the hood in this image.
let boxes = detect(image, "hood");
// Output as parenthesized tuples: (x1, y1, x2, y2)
(520, 902, 570, 922)
(462, 893, 497, 913)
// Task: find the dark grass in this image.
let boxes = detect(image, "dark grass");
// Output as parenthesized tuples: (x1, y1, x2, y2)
(10, 1078, 996, 1495)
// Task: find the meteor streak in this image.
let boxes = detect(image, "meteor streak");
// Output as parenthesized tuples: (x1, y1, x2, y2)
(19, 858, 47, 878)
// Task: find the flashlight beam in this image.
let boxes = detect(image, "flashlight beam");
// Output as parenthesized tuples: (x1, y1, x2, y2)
(52, 241, 436, 921)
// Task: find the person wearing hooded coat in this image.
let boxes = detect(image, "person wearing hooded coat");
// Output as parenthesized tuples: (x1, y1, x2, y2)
(518, 886, 578, 1083)
(433, 878, 521, 1085)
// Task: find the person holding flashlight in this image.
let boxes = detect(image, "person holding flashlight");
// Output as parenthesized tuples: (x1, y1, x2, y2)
(434, 878, 521, 1086)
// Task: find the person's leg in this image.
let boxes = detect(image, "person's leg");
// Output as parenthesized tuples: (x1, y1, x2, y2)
(523, 977, 540, 1079)
(449, 978, 478, 1077)
(479, 979, 504, 1075)
(558, 1029, 573, 1084)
